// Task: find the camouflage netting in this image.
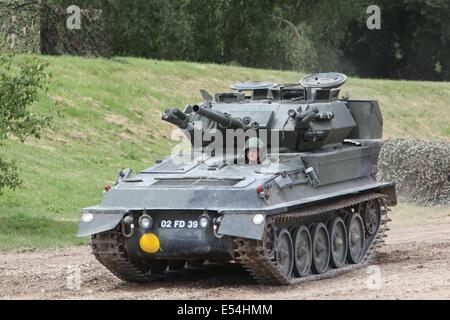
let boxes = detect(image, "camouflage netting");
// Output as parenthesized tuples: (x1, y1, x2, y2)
(41, 4, 111, 57)
(378, 139, 450, 207)
(0, 0, 41, 53)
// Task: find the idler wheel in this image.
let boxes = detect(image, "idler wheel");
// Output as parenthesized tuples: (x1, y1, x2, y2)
(328, 217, 348, 269)
(311, 223, 331, 274)
(363, 200, 381, 236)
(275, 229, 294, 278)
(346, 213, 366, 264)
(293, 226, 313, 277)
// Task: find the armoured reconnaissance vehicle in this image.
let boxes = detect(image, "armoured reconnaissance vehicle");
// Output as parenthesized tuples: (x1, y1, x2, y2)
(78, 73, 397, 285)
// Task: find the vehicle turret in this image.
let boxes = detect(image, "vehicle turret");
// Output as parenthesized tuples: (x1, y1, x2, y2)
(162, 73, 383, 152)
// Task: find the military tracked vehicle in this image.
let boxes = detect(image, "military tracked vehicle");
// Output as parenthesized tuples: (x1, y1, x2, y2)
(78, 73, 397, 285)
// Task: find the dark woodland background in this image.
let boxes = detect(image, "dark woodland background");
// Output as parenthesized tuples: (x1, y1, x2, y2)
(25, 0, 450, 81)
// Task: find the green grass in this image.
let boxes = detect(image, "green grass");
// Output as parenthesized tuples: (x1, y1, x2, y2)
(0, 55, 449, 251)
(391, 203, 450, 227)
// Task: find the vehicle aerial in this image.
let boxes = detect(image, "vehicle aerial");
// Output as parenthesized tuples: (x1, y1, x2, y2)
(78, 73, 397, 285)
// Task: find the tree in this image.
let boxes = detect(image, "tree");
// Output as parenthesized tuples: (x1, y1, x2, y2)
(342, 0, 450, 81)
(0, 54, 50, 194)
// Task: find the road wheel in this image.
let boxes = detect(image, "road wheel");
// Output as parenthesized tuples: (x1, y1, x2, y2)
(311, 223, 330, 274)
(275, 229, 294, 278)
(293, 226, 312, 277)
(347, 213, 366, 264)
(363, 200, 381, 236)
(329, 217, 348, 269)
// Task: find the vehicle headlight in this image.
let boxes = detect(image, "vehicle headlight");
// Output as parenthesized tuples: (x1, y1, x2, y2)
(81, 213, 94, 223)
(139, 214, 153, 230)
(199, 216, 210, 228)
(253, 214, 265, 225)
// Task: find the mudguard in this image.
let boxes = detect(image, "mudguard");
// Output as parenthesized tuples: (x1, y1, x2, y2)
(77, 209, 126, 237)
(218, 212, 267, 240)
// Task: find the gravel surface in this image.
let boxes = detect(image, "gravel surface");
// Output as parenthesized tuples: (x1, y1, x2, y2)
(1, 216, 449, 300)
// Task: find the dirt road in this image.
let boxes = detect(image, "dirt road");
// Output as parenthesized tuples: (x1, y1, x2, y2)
(1, 217, 449, 300)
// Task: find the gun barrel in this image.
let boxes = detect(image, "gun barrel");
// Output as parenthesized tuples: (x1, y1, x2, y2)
(162, 109, 190, 129)
(192, 105, 245, 129)
(170, 108, 187, 121)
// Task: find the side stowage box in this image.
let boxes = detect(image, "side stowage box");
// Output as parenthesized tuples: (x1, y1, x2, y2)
(302, 146, 375, 186)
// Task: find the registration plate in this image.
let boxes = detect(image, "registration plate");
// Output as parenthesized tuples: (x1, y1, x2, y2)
(160, 220, 199, 229)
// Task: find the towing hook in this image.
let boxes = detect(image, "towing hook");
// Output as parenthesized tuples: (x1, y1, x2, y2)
(122, 216, 135, 238)
(213, 217, 224, 239)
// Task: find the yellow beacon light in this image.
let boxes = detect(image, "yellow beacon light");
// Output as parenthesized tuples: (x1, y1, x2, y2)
(139, 233, 161, 254)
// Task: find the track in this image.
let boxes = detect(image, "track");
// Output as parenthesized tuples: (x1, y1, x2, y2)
(233, 193, 390, 285)
(91, 230, 152, 282)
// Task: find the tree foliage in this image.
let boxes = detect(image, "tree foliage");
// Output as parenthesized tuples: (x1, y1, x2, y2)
(0, 54, 50, 194)
(48, 0, 450, 79)
(342, 0, 450, 81)
(48, 0, 370, 72)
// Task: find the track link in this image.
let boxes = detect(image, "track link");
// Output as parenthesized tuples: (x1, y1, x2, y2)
(233, 193, 391, 285)
(91, 228, 198, 283)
